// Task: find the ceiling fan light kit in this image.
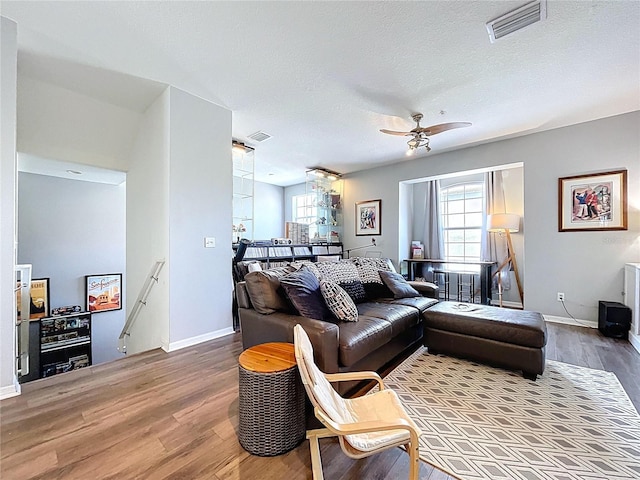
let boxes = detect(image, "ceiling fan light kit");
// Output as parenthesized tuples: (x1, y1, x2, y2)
(380, 113, 471, 154)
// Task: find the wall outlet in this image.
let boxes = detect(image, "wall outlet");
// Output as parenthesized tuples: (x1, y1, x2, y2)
(204, 237, 216, 248)
(557, 292, 565, 302)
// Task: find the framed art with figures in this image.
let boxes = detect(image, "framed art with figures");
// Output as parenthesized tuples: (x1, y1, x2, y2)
(558, 169, 627, 232)
(356, 199, 381, 236)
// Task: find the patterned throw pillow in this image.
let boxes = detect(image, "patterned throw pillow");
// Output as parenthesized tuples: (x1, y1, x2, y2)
(315, 261, 367, 303)
(320, 280, 358, 322)
(352, 259, 393, 299)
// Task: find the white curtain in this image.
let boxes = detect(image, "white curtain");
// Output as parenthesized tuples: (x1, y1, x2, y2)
(481, 171, 511, 290)
(422, 180, 444, 281)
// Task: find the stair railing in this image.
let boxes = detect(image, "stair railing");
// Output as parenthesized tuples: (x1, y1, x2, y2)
(118, 260, 165, 354)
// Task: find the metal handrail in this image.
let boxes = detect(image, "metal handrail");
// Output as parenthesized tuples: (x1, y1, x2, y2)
(118, 260, 165, 354)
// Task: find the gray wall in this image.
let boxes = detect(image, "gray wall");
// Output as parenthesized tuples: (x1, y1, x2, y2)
(17, 172, 126, 365)
(342, 112, 640, 321)
(254, 180, 284, 240)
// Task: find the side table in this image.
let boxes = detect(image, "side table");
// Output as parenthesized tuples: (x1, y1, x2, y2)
(238, 342, 305, 456)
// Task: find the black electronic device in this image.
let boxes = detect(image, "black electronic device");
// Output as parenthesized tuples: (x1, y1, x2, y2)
(598, 301, 631, 338)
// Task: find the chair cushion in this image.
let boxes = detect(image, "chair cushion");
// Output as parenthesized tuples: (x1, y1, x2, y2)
(343, 389, 421, 452)
(280, 267, 331, 321)
(379, 270, 420, 299)
(320, 280, 358, 322)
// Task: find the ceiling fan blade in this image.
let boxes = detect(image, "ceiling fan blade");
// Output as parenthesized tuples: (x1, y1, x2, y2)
(380, 129, 412, 136)
(417, 122, 472, 136)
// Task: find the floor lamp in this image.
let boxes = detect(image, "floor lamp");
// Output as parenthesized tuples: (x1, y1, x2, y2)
(487, 213, 523, 307)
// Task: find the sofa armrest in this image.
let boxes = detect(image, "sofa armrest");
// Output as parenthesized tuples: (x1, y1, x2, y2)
(239, 308, 340, 373)
(407, 280, 439, 299)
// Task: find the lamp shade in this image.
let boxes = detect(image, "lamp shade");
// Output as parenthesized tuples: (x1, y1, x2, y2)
(487, 213, 520, 233)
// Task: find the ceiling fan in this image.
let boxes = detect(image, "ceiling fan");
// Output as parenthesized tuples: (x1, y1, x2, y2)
(380, 113, 471, 153)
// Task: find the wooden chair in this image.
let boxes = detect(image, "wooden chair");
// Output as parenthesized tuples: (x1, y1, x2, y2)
(293, 324, 422, 480)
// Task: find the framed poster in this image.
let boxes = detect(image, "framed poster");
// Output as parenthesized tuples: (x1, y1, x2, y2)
(558, 170, 627, 232)
(356, 199, 381, 236)
(86, 273, 122, 313)
(29, 278, 50, 320)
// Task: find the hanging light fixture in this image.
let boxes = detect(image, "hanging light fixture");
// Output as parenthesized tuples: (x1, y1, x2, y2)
(407, 134, 431, 153)
(307, 168, 341, 180)
(232, 140, 254, 153)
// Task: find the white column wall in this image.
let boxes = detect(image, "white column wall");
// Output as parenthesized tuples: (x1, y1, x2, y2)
(126, 89, 170, 355)
(167, 87, 232, 348)
(0, 17, 18, 397)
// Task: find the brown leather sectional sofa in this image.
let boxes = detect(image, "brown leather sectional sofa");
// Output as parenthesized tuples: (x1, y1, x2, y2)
(237, 258, 439, 395)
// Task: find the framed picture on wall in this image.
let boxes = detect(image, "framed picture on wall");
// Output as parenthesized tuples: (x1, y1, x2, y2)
(356, 199, 381, 236)
(558, 169, 627, 232)
(86, 273, 122, 313)
(29, 278, 50, 320)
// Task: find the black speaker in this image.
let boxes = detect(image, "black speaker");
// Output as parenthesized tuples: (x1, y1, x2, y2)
(598, 301, 631, 338)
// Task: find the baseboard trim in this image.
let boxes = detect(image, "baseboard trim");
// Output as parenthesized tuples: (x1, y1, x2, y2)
(629, 332, 640, 355)
(544, 314, 598, 329)
(0, 378, 21, 400)
(165, 327, 235, 352)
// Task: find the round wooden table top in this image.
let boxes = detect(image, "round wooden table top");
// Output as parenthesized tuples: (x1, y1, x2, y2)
(238, 342, 297, 373)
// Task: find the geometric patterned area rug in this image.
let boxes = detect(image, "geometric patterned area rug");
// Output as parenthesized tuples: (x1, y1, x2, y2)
(382, 347, 640, 480)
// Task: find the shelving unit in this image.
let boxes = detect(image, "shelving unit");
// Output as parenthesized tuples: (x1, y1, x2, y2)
(39, 312, 91, 378)
(233, 242, 343, 268)
(233, 142, 255, 243)
(306, 169, 343, 243)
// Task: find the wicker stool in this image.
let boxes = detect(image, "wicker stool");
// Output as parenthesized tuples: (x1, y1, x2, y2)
(238, 342, 305, 456)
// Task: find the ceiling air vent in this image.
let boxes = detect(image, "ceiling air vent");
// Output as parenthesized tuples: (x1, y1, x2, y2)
(247, 131, 272, 142)
(486, 0, 546, 43)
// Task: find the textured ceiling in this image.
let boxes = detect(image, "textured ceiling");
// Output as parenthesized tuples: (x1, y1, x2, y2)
(3, 1, 640, 186)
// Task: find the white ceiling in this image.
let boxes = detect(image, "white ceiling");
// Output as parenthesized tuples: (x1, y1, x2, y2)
(3, 1, 639, 186)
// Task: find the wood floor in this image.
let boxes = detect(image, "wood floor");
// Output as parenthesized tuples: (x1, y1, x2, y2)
(1, 322, 638, 480)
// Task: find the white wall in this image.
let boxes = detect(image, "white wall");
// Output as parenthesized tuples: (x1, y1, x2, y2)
(0, 17, 18, 397)
(18, 172, 126, 365)
(17, 76, 142, 172)
(343, 112, 640, 321)
(254, 180, 284, 239)
(126, 88, 170, 355)
(167, 87, 232, 348)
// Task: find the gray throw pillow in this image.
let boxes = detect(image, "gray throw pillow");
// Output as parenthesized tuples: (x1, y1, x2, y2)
(280, 266, 331, 321)
(379, 270, 420, 299)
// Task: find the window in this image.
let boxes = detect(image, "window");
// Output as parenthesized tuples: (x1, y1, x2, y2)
(292, 193, 317, 237)
(440, 182, 484, 264)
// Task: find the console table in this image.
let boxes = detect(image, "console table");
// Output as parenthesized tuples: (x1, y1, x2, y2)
(405, 259, 495, 305)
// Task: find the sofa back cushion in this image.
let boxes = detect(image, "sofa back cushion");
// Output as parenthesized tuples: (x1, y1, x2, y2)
(244, 265, 295, 314)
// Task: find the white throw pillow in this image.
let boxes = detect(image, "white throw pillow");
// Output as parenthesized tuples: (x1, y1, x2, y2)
(320, 279, 358, 322)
